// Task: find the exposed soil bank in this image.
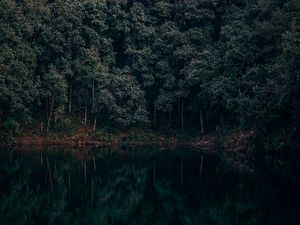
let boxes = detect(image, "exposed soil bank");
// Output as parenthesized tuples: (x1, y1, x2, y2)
(2, 128, 256, 153)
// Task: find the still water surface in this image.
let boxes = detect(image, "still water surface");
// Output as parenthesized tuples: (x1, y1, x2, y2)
(0, 146, 299, 225)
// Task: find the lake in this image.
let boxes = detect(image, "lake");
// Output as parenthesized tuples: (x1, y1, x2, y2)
(0, 146, 299, 225)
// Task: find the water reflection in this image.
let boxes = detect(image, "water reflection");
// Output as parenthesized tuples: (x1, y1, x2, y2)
(0, 147, 299, 225)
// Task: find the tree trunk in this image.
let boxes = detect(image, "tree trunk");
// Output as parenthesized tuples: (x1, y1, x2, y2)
(69, 85, 72, 113)
(92, 80, 95, 110)
(46, 98, 49, 122)
(40, 122, 44, 134)
(84, 90, 88, 126)
(200, 111, 204, 134)
(93, 116, 97, 131)
(47, 96, 54, 133)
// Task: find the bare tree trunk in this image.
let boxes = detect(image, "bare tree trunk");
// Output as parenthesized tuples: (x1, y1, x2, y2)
(200, 111, 204, 134)
(69, 85, 72, 113)
(84, 90, 88, 126)
(92, 80, 95, 110)
(93, 116, 97, 131)
(46, 98, 49, 121)
(47, 96, 54, 133)
(84, 104, 87, 126)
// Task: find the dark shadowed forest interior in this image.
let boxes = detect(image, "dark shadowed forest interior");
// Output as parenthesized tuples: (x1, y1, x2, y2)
(0, 0, 300, 149)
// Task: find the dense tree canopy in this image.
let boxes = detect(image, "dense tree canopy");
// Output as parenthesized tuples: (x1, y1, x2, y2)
(0, 0, 299, 148)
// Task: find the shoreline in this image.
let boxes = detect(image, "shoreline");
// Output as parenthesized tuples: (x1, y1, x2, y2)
(1, 128, 298, 156)
(1, 129, 254, 153)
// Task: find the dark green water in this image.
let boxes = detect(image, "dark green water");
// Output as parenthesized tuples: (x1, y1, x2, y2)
(0, 147, 299, 225)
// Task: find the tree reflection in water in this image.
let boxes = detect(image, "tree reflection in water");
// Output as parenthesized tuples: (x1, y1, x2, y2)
(0, 147, 299, 225)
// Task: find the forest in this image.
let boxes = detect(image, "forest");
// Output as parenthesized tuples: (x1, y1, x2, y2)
(0, 0, 299, 150)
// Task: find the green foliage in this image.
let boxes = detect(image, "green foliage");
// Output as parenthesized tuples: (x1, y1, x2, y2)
(0, 0, 299, 151)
